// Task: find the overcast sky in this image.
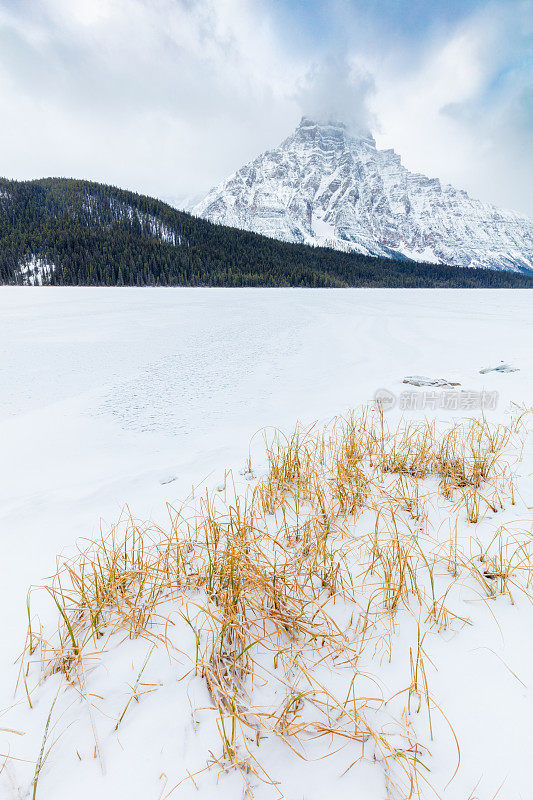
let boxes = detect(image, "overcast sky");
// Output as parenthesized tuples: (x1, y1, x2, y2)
(0, 0, 531, 215)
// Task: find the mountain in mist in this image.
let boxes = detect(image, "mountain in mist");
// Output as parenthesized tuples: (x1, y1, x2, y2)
(193, 117, 533, 273)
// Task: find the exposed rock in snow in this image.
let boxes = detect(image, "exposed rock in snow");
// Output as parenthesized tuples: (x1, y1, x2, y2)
(403, 376, 461, 387)
(194, 117, 533, 273)
(479, 362, 519, 374)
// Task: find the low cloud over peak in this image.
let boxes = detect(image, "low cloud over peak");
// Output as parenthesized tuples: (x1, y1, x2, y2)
(294, 56, 377, 137)
(0, 0, 531, 216)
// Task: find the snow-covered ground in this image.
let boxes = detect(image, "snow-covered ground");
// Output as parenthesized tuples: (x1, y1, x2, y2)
(0, 287, 531, 800)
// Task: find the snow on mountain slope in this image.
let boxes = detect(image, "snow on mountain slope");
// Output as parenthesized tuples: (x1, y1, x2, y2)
(194, 117, 533, 272)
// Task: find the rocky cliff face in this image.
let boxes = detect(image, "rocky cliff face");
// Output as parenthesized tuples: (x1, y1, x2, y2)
(194, 117, 533, 272)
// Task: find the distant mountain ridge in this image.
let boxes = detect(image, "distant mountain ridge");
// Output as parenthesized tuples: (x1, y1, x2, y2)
(194, 117, 533, 273)
(0, 176, 532, 288)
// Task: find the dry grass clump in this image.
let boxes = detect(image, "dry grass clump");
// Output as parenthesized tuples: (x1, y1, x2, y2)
(20, 407, 531, 799)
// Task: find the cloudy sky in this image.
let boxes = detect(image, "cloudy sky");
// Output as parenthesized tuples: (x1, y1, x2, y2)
(0, 0, 531, 215)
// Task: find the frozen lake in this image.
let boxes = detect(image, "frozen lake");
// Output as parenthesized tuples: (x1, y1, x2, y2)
(0, 287, 531, 800)
(1, 286, 530, 602)
(1, 286, 531, 515)
(2, 286, 531, 429)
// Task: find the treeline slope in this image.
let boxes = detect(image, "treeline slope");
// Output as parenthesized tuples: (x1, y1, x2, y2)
(1, 177, 532, 287)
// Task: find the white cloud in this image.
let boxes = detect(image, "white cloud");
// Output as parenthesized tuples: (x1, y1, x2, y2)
(0, 0, 302, 198)
(0, 0, 531, 215)
(370, 0, 533, 214)
(294, 56, 376, 135)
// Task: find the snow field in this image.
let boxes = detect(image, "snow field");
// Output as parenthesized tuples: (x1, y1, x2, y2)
(0, 287, 531, 800)
(4, 408, 533, 800)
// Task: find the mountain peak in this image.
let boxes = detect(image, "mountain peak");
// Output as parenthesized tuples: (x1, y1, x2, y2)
(193, 122, 532, 273)
(296, 116, 376, 147)
(298, 116, 346, 129)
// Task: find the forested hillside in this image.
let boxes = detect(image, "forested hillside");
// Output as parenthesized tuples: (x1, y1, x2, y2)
(1, 177, 532, 288)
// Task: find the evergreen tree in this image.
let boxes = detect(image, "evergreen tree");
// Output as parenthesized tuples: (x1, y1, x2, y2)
(0, 176, 531, 289)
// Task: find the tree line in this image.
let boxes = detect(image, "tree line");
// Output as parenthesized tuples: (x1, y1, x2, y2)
(0, 177, 531, 288)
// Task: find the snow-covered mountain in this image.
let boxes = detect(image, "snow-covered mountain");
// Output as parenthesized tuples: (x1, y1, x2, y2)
(194, 117, 533, 272)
